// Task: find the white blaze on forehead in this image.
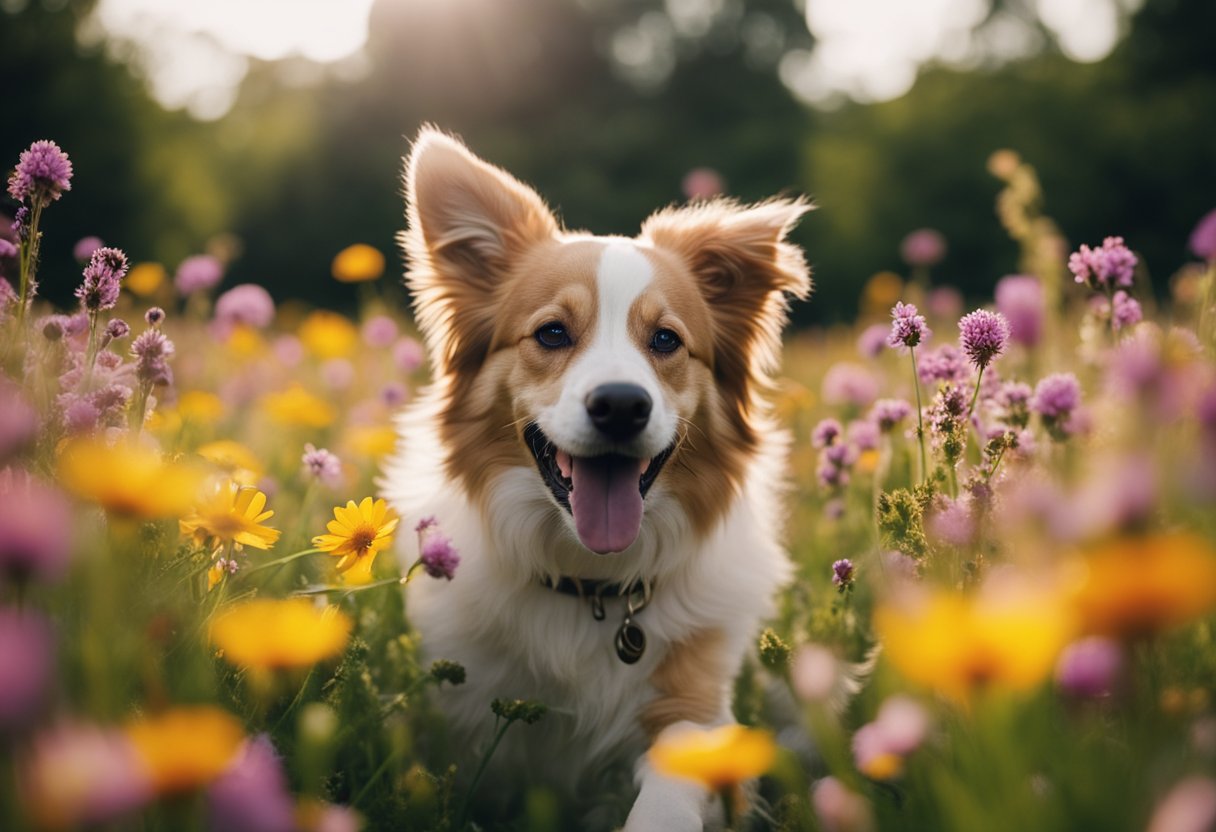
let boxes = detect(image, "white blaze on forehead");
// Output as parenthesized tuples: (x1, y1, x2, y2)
(595, 241, 653, 341)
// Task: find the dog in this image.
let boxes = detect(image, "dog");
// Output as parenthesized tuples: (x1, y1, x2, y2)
(382, 127, 811, 830)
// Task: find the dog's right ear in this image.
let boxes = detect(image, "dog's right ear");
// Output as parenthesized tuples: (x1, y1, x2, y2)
(402, 127, 558, 376)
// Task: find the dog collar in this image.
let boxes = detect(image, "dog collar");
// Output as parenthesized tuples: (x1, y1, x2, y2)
(539, 576, 652, 665)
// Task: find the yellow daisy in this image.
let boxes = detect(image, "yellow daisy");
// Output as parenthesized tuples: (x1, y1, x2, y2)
(259, 385, 337, 428)
(312, 497, 399, 584)
(180, 479, 280, 551)
(210, 598, 352, 670)
(331, 243, 386, 283)
(58, 440, 204, 520)
(649, 724, 777, 790)
(298, 311, 358, 359)
(125, 706, 244, 795)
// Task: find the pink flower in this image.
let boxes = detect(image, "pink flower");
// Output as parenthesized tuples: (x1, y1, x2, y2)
(1068, 236, 1137, 290)
(175, 254, 224, 295)
(7, 140, 73, 206)
(1189, 208, 1216, 261)
(681, 167, 725, 200)
(362, 314, 399, 348)
(0, 607, 55, 730)
(0, 471, 74, 584)
(393, 337, 424, 372)
(214, 284, 275, 333)
(856, 324, 889, 358)
(822, 363, 880, 408)
(1147, 777, 1216, 832)
(811, 777, 875, 832)
(900, 228, 946, 267)
(1055, 637, 1123, 699)
(995, 274, 1045, 347)
(207, 735, 296, 832)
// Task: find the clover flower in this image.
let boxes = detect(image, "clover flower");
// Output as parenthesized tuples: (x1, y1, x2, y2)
(831, 559, 855, 591)
(145, 307, 165, 327)
(0, 388, 38, 460)
(214, 284, 275, 334)
(132, 329, 175, 386)
(916, 343, 969, 385)
(856, 323, 889, 358)
(811, 418, 843, 449)
(74, 246, 128, 312)
(958, 309, 1010, 370)
(206, 735, 296, 832)
(417, 516, 459, 581)
(302, 444, 343, 489)
(1031, 373, 1081, 440)
(174, 254, 224, 295)
(103, 318, 130, 343)
(73, 236, 103, 262)
(1054, 637, 1123, 699)
(0, 472, 74, 584)
(7, 139, 73, 206)
(1111, 290, 1142, 332)
(1068, 236, 1137, 290)
(361, 315, 399, 349)
(995, 381, 1033, 429)
(870, 398, 912, 432)
(995, 274, 1045, 347)
(886, 301, 931, 352)
(822, 362, 880, 408)
(394, 336, 425, 372)
(900, 228, 946, 267)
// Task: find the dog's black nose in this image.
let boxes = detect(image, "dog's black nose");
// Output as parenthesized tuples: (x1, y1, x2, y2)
(586, 383, 652, 441)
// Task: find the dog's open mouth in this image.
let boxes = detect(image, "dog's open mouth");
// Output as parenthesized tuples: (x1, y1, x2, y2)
(524, 424, 673, 555)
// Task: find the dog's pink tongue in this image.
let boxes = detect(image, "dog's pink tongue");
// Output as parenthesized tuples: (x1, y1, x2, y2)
(570, 455, 643, 554)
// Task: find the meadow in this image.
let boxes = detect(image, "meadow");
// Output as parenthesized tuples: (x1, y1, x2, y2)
(2, 137, 1216, 832)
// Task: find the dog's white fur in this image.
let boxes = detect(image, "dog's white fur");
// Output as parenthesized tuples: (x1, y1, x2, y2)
(381, 128, 809, 830)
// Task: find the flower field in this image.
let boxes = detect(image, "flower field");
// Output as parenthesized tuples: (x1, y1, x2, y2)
(2, 138, 1216, 832)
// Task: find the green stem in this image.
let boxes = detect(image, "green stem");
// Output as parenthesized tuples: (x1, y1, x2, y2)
(909, 347, 928, 484)
(16, 201, 44, 328)
(351, 747, 404, 808)
(967, 366, 985, 419)
(243, 547, 323, 575)
(986, 446, 1008, 483)
(459, 717, 514, 829)
(293, 576, 402, 598)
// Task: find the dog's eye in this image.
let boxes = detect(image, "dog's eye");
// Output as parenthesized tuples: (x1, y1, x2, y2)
(535, 322, 572, 349)
(650, 328, 682, 354)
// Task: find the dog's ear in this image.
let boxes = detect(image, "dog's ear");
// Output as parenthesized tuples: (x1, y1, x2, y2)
(641, 198, 812, 401)
(402, 127, 558, 375)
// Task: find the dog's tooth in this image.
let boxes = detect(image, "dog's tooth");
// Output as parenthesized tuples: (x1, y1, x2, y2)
(556, 451, 572, 479)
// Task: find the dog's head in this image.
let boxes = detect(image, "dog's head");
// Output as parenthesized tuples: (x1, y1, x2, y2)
(401, 128, 810, 556)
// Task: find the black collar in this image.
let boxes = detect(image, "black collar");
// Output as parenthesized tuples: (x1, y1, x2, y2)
(538, 575, 654, 664)
(540, 575, 645, 601)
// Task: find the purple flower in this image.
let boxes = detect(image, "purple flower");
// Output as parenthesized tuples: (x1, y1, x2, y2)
(62, 396, 100, 434)
(7, 140, 73, 206)
(994, 274, 1044, 347)
(75, 247, 128, 313)
(131, 329, 175, 386)
(958, 309, 1010, 370)
(302, 443, 343, 488)
(1068, 236, 1137, 290)
(822, 362, 880, 408)
(682, 167, 725, 200)
(362, 314, 399, 349)
(927, 497, 975, 547)
(1111, 290, 1142, 332)
(105, 319, 131, 342)
(174, 254, 224, 295)
(393, 337, 424, 372)
(0, 607, 54, 730)
(856, 323, 888, 358)
(1031, 372, 1081, 440)
(206, 735, 296, 832)
(916, 343, 969, 385)
(811, 777, 874, 832)
(886, 302, 931, 352)
(381, 382, 409, 408)
(145, 307, 165, 327)
(1190, 208, 1216, 261)
(831, 558, 855, 590)
(1054, 638, 1122, 699)
(419, 524, 459, 581)
(847, 419, 880, 451)
(927, 286, 963, 321)
(900, 228, 946, 267)
(869, 398, 912, 432)
(0, 387, 38, 460)
(73, 236, 103, 262)
(214, 284, 275, 332)
(0, 239, 16, 259)
(0, 472, 73, 584)
(321, 359, 354, 391)
(811, 418, 843, 449)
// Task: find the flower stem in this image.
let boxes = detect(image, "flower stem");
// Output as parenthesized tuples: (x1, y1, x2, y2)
(459, 717, 514, 829)
(243, 547, 323, 575)
(967, 366, 985, 419)
(15, 201, 43, 328)
(909, 347, 928, 483)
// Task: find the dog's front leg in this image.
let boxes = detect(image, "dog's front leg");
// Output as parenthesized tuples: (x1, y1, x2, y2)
(623, 721, 728, 832)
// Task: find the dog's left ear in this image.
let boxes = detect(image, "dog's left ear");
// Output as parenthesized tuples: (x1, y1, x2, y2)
(402, 127, 559, 375)
(641, 198, 812, 398)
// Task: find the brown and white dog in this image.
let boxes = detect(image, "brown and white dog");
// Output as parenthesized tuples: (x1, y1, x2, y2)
(382, 128, 811, 830)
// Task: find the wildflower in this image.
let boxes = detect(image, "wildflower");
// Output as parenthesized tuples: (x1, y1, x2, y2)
(175, 254, 224, 295)
(297, 801, 363, 832)
(1068, 236, 1137, 290)
(757, 628, 791, 670)
(331, 243, 385, 283)
(1070, 533, 1216, 640)
(994, 274, 1044, 347)
(273, 334, 305, 366)
(852, 696, 930, 780)
(869, 398, 912, 432)
(927, 286, 963, 321)
(21, 723, 152, 829)
(811, 418, 843, 449)
(822, 362, 880, 408)
(210, 598, 352, 670)
(791, 644, 841, 704)
(958, 309, 1010, 371)
(863, 272, 904, 313)
(491, 698, 548, 724)
(131, 328, 175, 386)
(0, 608, 55, 730)
(1030, 372, 1081, 441)
(927, 383, 968, 468)
(362, 314, 399, 348)
(207, 557, 240, 591)
(847, 419, 880, 453)
(0, 239, 15, 259)
(7, 139, 73, 206)
(344, 423, 398, 458)
(73, 235, 103, 262)
(75, 251, 126, 315)
(875, 580, 1072, 703)
(994, 381, 1032, 428)
(811, 777, 875, 832)
(302, 443, 344, 488)
(649, 724, 776, 790)
(1147, 777, 1216, 832)
(313, 497, 400, 583)
(180, 392, 227, 425)
(1190, 208, 1216, 260)
(419, 520, 460, 581)
(321, 358, 355, 391)
(381, 381, 409, 408)
(900, 228, 946, 267)
(144, 306, 165, 327)
(0, 387, 38, 460)
(832, 558, 855, 591)
(917, 343, 969, 384)
(393, 336, 425, 372)
(1054, 636, 1123, 699)
(1111, 290, 1142, 331)
(818, 441, 857, 489)
(299, 311, 359, 359)
(103, 317, 130, 344)
(856, 323, 889, 358)
(260, 385, 336, 428)
(430, 659, 467, 686)
(682, 167, 725, 200)
(58, 440, 204, 519)
(886, 301, 930, 352)
(0, 473, 73, 584)
(125, 262, 166, 296)
(926, 497, 975, 548)
(180, 480, 280, 551)
(125, 706, 244, 795)
(206, 735, 296, 832)
(213, 284, 275, 334)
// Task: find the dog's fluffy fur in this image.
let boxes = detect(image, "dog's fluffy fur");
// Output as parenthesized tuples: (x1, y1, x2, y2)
(381, 128, 811, 830)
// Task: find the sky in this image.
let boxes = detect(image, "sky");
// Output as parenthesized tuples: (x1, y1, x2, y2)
(86, 0, 1140, 119)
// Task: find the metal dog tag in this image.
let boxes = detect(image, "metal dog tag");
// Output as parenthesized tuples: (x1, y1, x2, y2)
(615, 620, 646, 664)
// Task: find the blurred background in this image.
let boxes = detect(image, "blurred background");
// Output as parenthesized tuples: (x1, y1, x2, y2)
(1, 0, 1213, 323)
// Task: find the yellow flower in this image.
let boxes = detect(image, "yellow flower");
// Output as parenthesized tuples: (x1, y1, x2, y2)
(197, 439, 263, 484)
(649, 724, 777, 790)
(180, 479, 280, 550)
(125, 706, 244, 794)
(58, 440, 204, 519)
(207, 562, 226, 592)
(1069, 533, 1216, 640)
(125, 262, 166, 296)
(260, 385, 336, 428)
(344, 424, 398, 459)
(210, 598, 352, 670)
(875, 581, 1072, 704)
(331, 243, 386, 283)
(178, 390, 225, 425)
(224, 324, 265, 358)
(312, 497, 400, 584)
(862, 270, 904, 312)
(298, 311, 358, 359)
